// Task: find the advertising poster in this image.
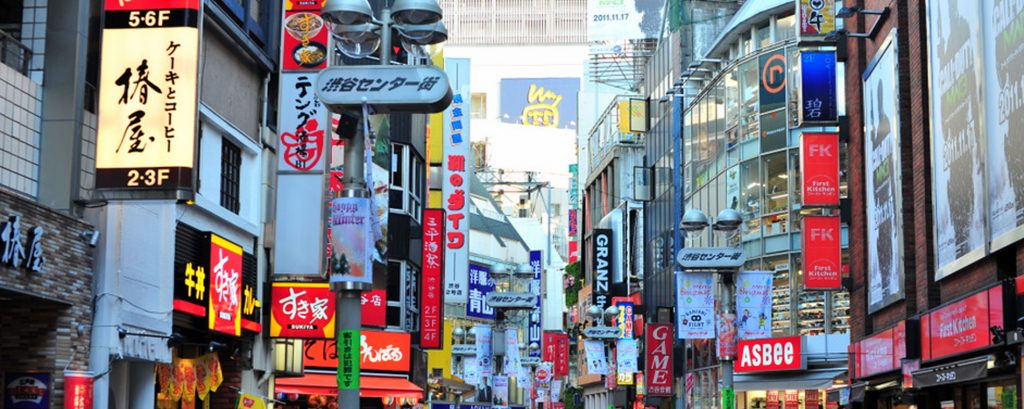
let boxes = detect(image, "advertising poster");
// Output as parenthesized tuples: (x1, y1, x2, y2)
(800, 133, 840, 207)
(505, 329, 523, 377)
(985, 0, 1024, 248)
(735, 270, 773, 340)
(717, 309, 737, 359)
(726, 166, 739, 210)
(476, 324, 494, 382)
(863, 31, 906, 312)
(586, 0, 661, 42)
(209, 234, 243, 336)
(420, 209, 445, 348)
(493, 375, 510, 408)
(328, 197, 374, 286)
(616, 338, 639, 384)
(442, 79, 471, 302)
(270, 282, 335, 338)
(281, 11, 328, 71)
(64, 371, 93, 409)
(499, 78, 580, 129)
(4, 372, 49, 409)
(464, 357, 480, 386)
(802, 216, 842, 289)
(798, 0, 836, 39)
(645, 324, 673, 396)
(467, 264, 496, 320)
(675, 272, 715, 339)
(328, 114, 390, 265)
(798, 51, 838, 124)
(529, 250, 544, 358)
(926, 0, 986, 279)
(584, 340, 608, 375)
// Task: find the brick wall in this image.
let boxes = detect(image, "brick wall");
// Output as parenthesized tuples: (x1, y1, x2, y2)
(0, 186, 93, 408)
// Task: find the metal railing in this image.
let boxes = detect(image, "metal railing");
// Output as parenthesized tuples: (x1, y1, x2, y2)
(0, 29, 31, 75)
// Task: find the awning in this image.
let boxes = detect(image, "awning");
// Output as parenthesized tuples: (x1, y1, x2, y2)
(275, 374, 423, 399)
(912, 356, 990, 389)
(734, 368, 847, 391)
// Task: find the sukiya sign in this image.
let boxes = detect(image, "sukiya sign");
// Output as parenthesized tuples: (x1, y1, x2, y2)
(592, 229, 612, 308)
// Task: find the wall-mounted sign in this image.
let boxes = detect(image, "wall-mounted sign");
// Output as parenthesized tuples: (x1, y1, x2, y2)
(614, 301, 635, 339)
(173, 227, 260, 335)
(420, 209, 445, 348)
(529, 250, 543, 358)
(304, 330, 412, 372)
(568, 240, 579, 263)
(759, 48, 787, 113)
(542, 332, 570, 377)
(802, 216, 842, 289)
(4, 372, 49, 409)
(854, 321, 907, 378)
(485, 293, 538, 309)
(920, 285, 1003, 362)
(797, 0, 835, 40)
(281, 11, 328, 71)
(592, 229, 613, 309)
(499, 78, 580, 129)
(0, 215, 45, 272)
(617, 98, 649, 134)
(270, 282, 335, 338)
(442, 83, 471, 303)
(801, 133, 840, 206)
(736, 336, 805, 372)
(645, 323, 673, 396)
(278, 73, 328, 172)
(63, 371, 94, 409)
(798, 51, 838, 124)
(316, 66, 453, 113)
(208, 233, 243, 336)
(467, 264, 496, 319)
(328, 197, 374, 286)
(95, 0, 200, 193)
(360, 289, 387, 327)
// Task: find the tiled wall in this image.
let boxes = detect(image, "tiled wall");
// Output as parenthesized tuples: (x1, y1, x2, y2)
(20, 0, 47, 83)
(0, 63, 42, 198)
(80, 111, 97, 199)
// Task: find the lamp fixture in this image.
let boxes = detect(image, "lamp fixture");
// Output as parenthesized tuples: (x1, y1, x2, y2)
(321, 0, 374, 25)
(322, 0, 447, 62)
(391, 0, 443, 25)
(826, 6, 889, 40)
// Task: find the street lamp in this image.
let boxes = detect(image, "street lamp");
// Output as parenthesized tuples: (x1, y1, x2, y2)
(678, 208, 744, 409)
(322, 0, 448, 62)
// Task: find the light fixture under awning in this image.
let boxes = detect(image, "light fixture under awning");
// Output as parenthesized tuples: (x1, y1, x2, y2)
(734, 368, 847, 391)
(275, 373, 423, 399)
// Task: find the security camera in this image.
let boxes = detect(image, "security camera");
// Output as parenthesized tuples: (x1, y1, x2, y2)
(80, 229, 100, 247)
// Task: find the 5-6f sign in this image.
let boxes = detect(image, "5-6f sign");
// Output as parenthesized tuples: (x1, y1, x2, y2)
(646, 323, 674, 396)
(592, 229, 612, 309)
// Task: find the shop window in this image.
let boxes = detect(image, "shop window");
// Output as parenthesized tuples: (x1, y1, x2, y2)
(794, 254, 827, 336)
(389, 144, 424, 222)
(740, 159, 762, 240)
(986, 380, 1018, 409)
(220, 139, 241, 214)
(831, 290, 850, 333)
(472, 92, 487, 119)
(766, 255, 792, 336)
(763, 152, 788, 214)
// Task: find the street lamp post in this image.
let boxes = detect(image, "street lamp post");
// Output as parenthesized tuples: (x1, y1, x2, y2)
(677, 208, 743, 409)
(318, 2, 448, 408)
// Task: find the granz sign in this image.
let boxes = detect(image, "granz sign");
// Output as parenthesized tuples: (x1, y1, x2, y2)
(592, 228, 612, 308)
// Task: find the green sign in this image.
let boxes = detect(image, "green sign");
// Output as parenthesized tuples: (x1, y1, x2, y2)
(722, 387, 735, 409)
(337, 330, 360, 390)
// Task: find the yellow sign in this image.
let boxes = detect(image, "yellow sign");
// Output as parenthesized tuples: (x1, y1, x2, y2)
(617, 98, 649, 134)
(521, 84, 564, 127)
(617, 371, 634, 385)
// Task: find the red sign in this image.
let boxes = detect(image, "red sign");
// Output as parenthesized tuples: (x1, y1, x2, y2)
(568, 240, 579, 263)
(801, 133, 840, 206)
(645, 323, 674, 396)
(766, 391, 780, 409)
(304, 330, 412, 372)
(420, 209, 446, 348)
(209, 234, 243, 336)
(921, 286, 1003, 362)
(64, 372, 94, 409)
(802, 216, 842, 289)
(736, 336, 804, 372)
(281, 11, 329, 71)
(270, 282, 336, 339)
(360, 289, 387, 327)
(784, 390, 799, 409)
(543, 332, 570, 377)
(855, 321, 907, 378)
(805, 390, 820, 408)
(104, 0, 199, 11)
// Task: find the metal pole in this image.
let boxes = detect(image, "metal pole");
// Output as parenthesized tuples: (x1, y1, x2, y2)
(720, 271, 735, 409)
(380, 9, 392, 66)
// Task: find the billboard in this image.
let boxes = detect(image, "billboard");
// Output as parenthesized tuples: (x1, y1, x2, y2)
(797, 0, 835, 40)
(586, 0, 661, 42)
(443, 58, 471, 303)
(95, 0, 201, 194)
(499, 78, 580, 129)
(800, 133, 840, 207)
(863, 31, 905, 312)
(467, 264, 496, 320)
(420, 209, 445, 348)
(645, 324, 673, 396)
(759, 48, 787, 113)
(798, 51, 838, 124)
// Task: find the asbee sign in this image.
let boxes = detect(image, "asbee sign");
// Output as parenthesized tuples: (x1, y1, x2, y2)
(736, 336, 806, 373)
(316, 65, 453, 113)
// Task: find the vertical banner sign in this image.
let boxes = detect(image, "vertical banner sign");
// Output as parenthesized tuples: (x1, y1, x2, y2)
(568, 209, 578, 238)
(926, 1, 986, 280)
(591, 229, 612, 309)
(801, 133, 840, 207)
(863, 32, 905, 312)
(270, 282, 336, 339)
(277, 75, 328, 173)
(5, 372, 50, 409)
(798, 0, 835, 40)
(805, 390, 820, 408)
(96, 0, 201, 193)
(798, 51, 838, 124)
(63, 371, 93, 409)
(569, 164, 579, 210)
(529, 250, 544, 358)
(568, 240, 579, 264)
(359, 289, 387, 327)
(209, 234, 243, 336)
(542, 332, 570, 377)
(493, 375, 510, 408)
(281, 11, 328, 71)
(615, 301, 635, 339)
(584, 340, 609, 375)
(443, 86, 471, 302)
(718, 308, 738, 359)
(645, 323, 673, 396)
(420, 209, 446, 348)
(505, 329, 523, 377)
(986, 0, 1024, 249)
(476, 324, 494, 384)
(676, 272, 716, 339)
(467, 264, 496, 320)
(759, 48, 787, 113)
(328, 197, 374, 285)
(337, 329, 360, 390)
(616, 338, 638, 385)
(735, 271, 773, 340)
(802, 216, 842, 289)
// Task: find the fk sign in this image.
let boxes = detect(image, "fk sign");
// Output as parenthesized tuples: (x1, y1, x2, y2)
(802, 216, 841, 289)
(801, 133, 840, 206)
(645, 323, 673, 396)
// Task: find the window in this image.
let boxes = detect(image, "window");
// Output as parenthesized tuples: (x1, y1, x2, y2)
(471, 92, 487, 119)
(763, 151, 788, 214)
(757, 24, 772, 49)
(389, 143, 424, 222)
(776, 14, 796, 42)
(220, 139, 242, 214)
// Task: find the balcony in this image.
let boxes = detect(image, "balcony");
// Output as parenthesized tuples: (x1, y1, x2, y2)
(586, 95, 647, 173)
(0, 29, 31, 75)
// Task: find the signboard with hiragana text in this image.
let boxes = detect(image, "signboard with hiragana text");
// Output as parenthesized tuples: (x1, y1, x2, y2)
(420, 209, 445, 348)
(676, 248, 746, 269)
(316, 65, 452, 113)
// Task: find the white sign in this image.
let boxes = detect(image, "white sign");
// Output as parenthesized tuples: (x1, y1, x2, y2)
(676, 272, 715, 339)
(616, 338, 639, 375)
(583, 326, 621, 339)
(677, 248, 746, 269)
(584, 340, 608, 375)
(442, 64, 472, 303)
(452, 344, 477, 356)
(315, 65, 452, 113)
(586, 0, 659, 42)
(735, 271, 773, 340)
(328, 197, 374, 285)
(475, 324, 493, 383)
(486, 292, 539, 309)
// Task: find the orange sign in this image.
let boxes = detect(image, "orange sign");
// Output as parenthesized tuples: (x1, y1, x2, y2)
(304, 330, 411, 372)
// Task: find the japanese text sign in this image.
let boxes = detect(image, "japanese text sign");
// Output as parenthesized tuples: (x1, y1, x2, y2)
(467, 264, 496, 320)
(614, 300, 635, 339)
(209, 234, 243, 336)
(801, 133, 840, 206)
(0, 215, 45, 273)
(305, 330, 411, 372)
(529, 250, 543, 358)
(784, 390, 800, 409)
(736, 336, 805, 372)
(281, 11, 328, 71)
(855, 321, 907, 378)
(421, 209, 445, 348)
(802, 216, 842, 289)
(96, 0, 200, 193)
(676, 248, 746, 269)
(799, 51, 838, 124)
(336, 330, 360, 390)
(316, 65, 453, 113)
(542, 332, 570, 377)
(360, 289, 387, 327)
(767, 391, 781, 409)
(278, 73, 328, 172)
(442, 85, 471, 303)
(921, 286, 1003, 362)
(798, 0, 835, 39)
(645, 324, 674, 396)
(485, 293, 538, 308)
(63, 372, 93, 409)
(270, 282, 335, 338)
(5, 372, 49, 409)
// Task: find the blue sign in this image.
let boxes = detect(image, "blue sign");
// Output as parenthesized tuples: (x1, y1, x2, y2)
(499, 78, 580, 129)
(4, 372, 50, 409)
(799, 51, 838, 124)
(528, 250, 543, 358)
(467, 264, 496, 320)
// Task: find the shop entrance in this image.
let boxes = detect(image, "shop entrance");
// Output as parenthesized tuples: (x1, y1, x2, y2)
(0, 288, 72, 407)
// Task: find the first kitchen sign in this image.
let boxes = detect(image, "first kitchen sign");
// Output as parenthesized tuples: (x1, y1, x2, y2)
(96, 0, 201, 194)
